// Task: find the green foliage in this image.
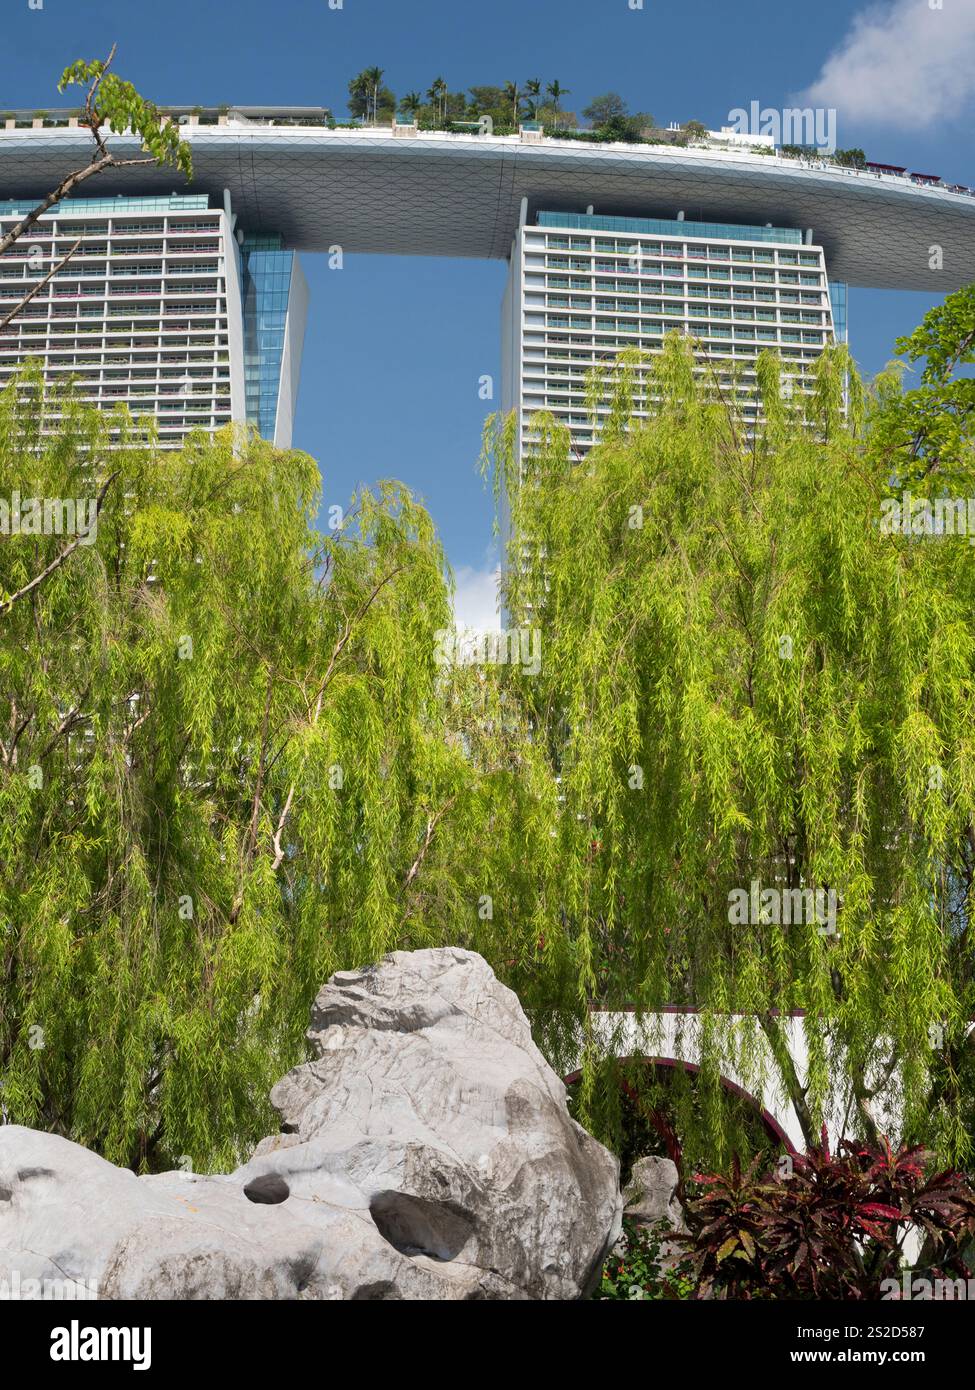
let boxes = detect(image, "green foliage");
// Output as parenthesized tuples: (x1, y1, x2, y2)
(581, 93, 629, 127)
(569, 1058, 781, 1181)
(594, 1217, 696, 1300)
(598, 113, 654, 144)
(347, 69, 395, 124)
(834, 147, 867, 168)
(546, 80, 570, 114)
(4, 270, 975, 1189)
(869, 284, 975, 492)
(781, 145, 867, 169)
(468, 86, 506, 112)
(58, 58, 191, 179)
(481, 293, 975, 1165)
(0, 370, 553, 1171)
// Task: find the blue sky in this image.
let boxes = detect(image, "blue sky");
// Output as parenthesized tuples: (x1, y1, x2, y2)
(4, 0, 974, 623)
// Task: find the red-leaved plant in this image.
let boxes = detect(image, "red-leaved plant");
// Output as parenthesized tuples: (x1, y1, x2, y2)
(678, 1130, 975, 1300)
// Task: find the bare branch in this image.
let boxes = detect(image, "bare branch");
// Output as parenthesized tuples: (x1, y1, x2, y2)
(237, 564, 408, 906)
(270, 785, 296, 872)
(0, 470, 119, 618)
(83, 44, 118, 160)
(0, 156, 114, 260)
(403, 796, 458, 889)
(0, 43, 181, 328)
(311, 564, 405, 721)
(0, 239, 82, 333)
(35, 691, 93, 762)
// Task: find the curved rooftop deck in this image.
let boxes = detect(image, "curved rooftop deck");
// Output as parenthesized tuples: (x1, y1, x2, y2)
(1, 120, 973, 290)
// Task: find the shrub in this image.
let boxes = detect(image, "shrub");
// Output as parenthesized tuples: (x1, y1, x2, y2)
(594, 1218, 696, 1300)
(680, 1133, 975, 1300)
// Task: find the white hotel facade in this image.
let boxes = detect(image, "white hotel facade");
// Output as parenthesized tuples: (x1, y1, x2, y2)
(1, 114, 973, 457)
(0, 194, 845, 463)
(0, 191, 308, 449)
(502, 209, 844, 457)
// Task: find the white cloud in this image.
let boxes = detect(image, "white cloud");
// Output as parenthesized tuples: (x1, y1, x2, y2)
(800, 0, 975, 130)
(452, 563, 501, 632)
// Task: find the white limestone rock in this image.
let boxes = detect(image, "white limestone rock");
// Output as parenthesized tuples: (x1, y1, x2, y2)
(623, 1155, 685, 1230)
(0, 948, 621, 1300)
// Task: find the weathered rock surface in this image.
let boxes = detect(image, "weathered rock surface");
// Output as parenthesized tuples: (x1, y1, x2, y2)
(0, 948, 621, 1299)
(623, 1155, 685, 1231)
(614, 1155, 687, 1271)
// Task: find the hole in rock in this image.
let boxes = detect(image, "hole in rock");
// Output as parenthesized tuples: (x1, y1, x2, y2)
(243, 1173, 291, 1205)
(369, 1190, 474, 1262)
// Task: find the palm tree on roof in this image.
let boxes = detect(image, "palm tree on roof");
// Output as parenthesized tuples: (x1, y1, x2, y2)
(427, 77, 448, 126)
(546, 80, 570, 127)
(362, 66, 384, 125)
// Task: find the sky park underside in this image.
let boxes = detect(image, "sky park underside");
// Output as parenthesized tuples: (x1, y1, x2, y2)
(1, 114, 975, 453)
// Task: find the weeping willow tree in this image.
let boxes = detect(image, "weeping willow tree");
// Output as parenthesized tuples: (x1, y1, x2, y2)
(0, 366, 558, 1171)
(481, 291, 975, 1170)
(4, 284, 975, 1178)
